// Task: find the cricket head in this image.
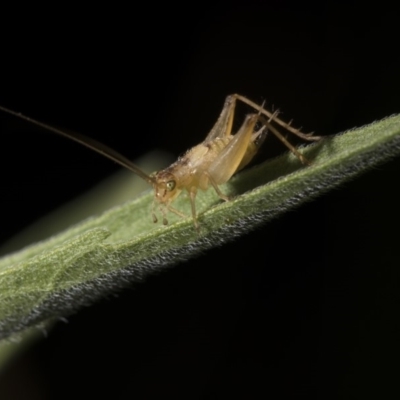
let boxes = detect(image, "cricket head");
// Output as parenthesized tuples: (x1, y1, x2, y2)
(151, 170, 180, 204)
(149, 170, 182, 226)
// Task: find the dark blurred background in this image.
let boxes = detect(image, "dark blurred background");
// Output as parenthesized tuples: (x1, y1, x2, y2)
(0, 2, 399, 399)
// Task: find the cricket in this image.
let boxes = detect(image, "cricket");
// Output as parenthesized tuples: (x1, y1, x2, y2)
(0, 94, 320, 230)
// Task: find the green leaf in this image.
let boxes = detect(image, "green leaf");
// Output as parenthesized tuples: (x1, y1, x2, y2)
(0, 114, 399, 341)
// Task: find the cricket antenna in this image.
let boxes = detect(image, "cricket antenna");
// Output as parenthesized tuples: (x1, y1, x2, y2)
(0, 105, 155, 185)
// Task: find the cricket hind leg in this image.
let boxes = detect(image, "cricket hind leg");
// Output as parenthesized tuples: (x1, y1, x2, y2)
(207, 113, 260, 184)
(249, 109, 280, 148)
(204, 95, 237, 143)
(231, 94, 321, 141)
(258, 115, 312, 165)
(230, 94, 318, 165)
(191, 113, 267, 226)
(234, 109, 277, 172)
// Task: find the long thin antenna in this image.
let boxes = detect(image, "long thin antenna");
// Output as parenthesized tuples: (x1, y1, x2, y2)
(0, 105, 155, 184)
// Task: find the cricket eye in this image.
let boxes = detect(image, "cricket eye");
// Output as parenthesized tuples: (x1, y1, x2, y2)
(166, 180, 176, 191)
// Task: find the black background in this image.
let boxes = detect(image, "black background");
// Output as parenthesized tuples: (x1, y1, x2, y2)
(1, 3, 400, 399)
